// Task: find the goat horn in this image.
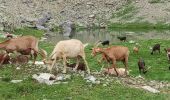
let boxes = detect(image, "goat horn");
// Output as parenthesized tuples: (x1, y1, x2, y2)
(39, 49, 48, 60)
(94, 40, 101, 48)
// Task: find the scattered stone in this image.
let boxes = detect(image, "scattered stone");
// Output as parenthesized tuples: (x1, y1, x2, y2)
(129, 40, 135, 44)
(142, 86, 160, 93)
(11, 80, 23, 83)
(85, 75, 96, 83)
(103, 84, 107, 87)
(16, 67, 21, 70)
(32, 73, 56, 85)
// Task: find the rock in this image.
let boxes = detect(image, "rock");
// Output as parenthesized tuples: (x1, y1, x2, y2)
(142, 86, 160, 93)
(16, 67, 21, 70)
(36, 62, 44, 66)
(56, 75, 64, 81)
(129, 40, 135, 44)
(103, 84, 107, 87)
(32, 73, 56, 85)
(85, 75, 96, 83)
(89, 14, 95, 18)
(11, 80, 23, 83)
(59, 20, 75, 37)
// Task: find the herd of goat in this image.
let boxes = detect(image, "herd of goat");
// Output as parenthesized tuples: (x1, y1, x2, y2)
(0, 35, 169, 76)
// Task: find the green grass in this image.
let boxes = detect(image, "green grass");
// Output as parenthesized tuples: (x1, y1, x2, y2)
(0, 39, 170, 99)
(0, 28, 170, 99)
(108, 22, 170, 30)
(14, 27, 45, 38)
(0, 64, 169, 99)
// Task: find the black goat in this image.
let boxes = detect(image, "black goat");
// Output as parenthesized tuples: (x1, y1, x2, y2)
(99, 40, 110, 46)
(117, 36, 126, 42)
(151, 44, 160, 55)
(138, 58, 147, 74)
(66, 63, 86, 71)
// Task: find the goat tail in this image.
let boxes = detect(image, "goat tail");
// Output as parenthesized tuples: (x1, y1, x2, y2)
(38, 48, 48, 61)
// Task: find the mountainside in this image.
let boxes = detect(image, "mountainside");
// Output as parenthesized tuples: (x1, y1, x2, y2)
(1, 0, 170, 30)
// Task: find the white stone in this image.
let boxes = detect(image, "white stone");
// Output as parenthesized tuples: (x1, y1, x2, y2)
(142, 86, 160, 93)
(11, 80, 23, 83)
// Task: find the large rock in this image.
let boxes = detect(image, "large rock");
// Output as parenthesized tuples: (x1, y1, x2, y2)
(59, 20, 75, 37)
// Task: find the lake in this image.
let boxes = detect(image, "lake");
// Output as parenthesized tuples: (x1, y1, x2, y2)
(45, 29, 170, 44)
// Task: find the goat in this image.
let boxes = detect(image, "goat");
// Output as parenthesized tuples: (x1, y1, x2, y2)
(133, 46, 139, 54)
(164, 48, 170, 62)
(102, 67, 129, 76)
(66, 62, 86, 71)
(117, 36, 126, 42)
(99, 40, 110, 46)
(10, 55, 29, 64)
(0, 53, 10, 65)
(0, 36, 46, 64)
(91, 46, 129, 76)
(138, 58, 147, 74)
(151, 44, 160, 55)
(44, 39, 90, 74)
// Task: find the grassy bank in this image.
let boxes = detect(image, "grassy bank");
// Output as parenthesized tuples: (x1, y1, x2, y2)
(108, 22, 170, 30)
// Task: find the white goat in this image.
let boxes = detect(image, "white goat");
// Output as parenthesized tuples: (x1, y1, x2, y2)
(44, 39, 90, 74)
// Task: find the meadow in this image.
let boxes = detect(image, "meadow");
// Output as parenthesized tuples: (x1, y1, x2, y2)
(0, 28, 170, 99)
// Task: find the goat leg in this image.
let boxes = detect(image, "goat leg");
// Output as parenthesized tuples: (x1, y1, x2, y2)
(73, 57, 80, 71)
(33, 51, 37, 64)
(62, 55, 67, 73)
(82, 55, 90, 74)
(49, 58, 56, 73)
(112, 60, 119, 76)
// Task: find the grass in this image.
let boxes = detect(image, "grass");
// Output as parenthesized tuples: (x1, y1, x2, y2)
(108, 22, 170, 30)
(14, 27, 45, 38)
(0, 64, 169, 99)
(0, 28, 170, 99)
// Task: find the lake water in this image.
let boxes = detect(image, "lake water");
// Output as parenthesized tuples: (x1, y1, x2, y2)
(45, 29, 170, 44)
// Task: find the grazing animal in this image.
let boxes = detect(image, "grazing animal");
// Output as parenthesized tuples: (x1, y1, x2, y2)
(99, 40, 110, 46)
(66, 63, 86, 71)
(102, 67, 129, 76)
(133, 46, 139, 54)
(43, 39, 90, 74)
(117, 36, 126, 42)
(10, 55, 29, 64)
(164, 48, 170, 62)
(0, 36, 46, 64)
(151, 44, 160, 55)
(138, 58, 147, 74)
(0, 53, 10, 65)
(91, 46, 129, 76)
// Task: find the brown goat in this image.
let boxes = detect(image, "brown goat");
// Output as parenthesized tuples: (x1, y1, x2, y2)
(0, 36, 46, 64)
(10, 55, 29, 64)
(91, 46, 129, 76)
(164, 48, 170, 62)
(133, 46, 139, 54)
(0, 53, 10, 65)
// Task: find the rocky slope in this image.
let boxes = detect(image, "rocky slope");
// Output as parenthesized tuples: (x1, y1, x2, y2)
(1, 0, 170, 30)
